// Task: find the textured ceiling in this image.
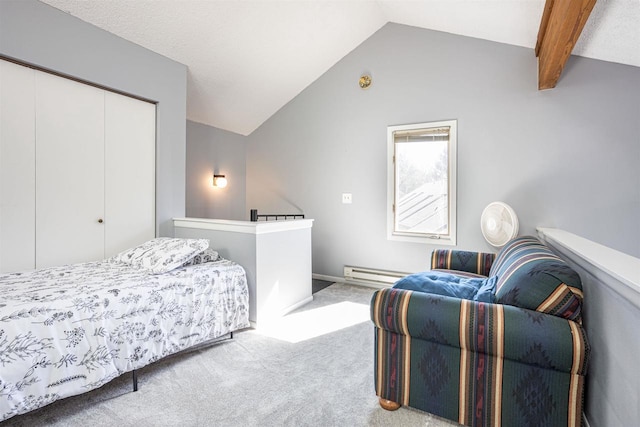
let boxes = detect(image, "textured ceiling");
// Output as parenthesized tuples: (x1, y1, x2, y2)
(40, 0, 640, 136)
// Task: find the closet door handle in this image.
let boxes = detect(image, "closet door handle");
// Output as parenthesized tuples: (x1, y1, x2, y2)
(98, 218, 104, 224)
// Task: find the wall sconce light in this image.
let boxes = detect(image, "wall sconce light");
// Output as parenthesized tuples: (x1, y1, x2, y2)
(359, 74, 372, 89)
(213, 174, 228, 188)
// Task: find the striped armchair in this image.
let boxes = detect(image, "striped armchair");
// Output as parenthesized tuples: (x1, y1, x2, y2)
(371, 237, 589, 426)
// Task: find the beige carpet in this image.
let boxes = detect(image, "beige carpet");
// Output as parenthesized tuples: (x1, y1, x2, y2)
(4, 283, 459, 427)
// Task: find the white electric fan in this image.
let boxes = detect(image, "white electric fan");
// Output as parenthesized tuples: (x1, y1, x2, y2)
(480, 202, 519, 247)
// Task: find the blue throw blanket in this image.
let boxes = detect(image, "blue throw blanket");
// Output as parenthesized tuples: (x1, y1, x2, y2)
(393, 270, 496, 302)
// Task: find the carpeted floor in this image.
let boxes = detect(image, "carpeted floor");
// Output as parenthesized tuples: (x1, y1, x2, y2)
(3, 283, 459, 427)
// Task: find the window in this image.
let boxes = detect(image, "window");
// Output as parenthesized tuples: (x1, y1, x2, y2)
(387, 120, 457, 245)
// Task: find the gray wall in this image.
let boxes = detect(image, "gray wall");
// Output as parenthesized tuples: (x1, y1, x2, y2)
(0, 0, 187, 237)
(186, 121, 247, 220)
(245, 23, 640, 277)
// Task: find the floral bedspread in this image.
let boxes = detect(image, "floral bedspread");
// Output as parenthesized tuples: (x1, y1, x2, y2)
(0, 259, 250, 422)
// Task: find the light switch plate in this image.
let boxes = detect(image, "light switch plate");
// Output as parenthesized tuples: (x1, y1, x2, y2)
(342, 193, 352, 204)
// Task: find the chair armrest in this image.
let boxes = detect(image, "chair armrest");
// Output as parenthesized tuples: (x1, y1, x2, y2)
(371, 287, 589, 376)
(430, 249, 495, 276)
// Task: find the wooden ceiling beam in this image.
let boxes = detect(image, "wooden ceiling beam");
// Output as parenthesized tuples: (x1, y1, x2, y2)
(535, 0, 597, 90)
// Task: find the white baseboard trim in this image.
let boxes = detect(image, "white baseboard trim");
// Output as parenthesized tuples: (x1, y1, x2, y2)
(282, 295, 314, 316)
(312, 273, 344, 283)
(343, 280, 392, 290)
(312, 273, 394, 290)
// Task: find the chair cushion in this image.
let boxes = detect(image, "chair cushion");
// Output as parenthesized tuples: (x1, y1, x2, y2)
(493, 237, 583, 321)
(393, 270, 496, 303)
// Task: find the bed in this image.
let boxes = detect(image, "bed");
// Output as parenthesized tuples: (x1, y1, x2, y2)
(0, 238, 250, 422)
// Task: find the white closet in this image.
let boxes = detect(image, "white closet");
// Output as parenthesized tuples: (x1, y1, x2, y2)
(0, 59, 35, 272)
(0, 59, 156, 273)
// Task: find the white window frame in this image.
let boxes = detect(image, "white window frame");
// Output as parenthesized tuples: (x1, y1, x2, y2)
(386, 120, 457, 245)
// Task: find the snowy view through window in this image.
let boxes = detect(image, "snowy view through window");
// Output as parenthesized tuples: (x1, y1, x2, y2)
(395, 139, 448, 235)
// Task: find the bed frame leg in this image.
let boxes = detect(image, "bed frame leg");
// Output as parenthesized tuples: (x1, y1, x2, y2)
(128, 331, 233, 393)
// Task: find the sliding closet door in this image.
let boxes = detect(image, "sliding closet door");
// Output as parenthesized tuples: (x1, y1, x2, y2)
(0, 60, 36, 273)
(35, 71, 105, 268)
(104, 91, 156, 258)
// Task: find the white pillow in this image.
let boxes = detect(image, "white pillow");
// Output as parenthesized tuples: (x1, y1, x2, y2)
(182, 248, 220, 267)
(112, 237, 209, 274)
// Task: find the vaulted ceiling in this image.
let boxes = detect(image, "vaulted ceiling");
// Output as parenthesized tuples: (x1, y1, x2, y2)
(41, 0, 640, 136)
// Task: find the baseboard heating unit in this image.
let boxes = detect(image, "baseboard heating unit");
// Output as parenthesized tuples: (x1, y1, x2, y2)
(343, 266, 408, 287)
